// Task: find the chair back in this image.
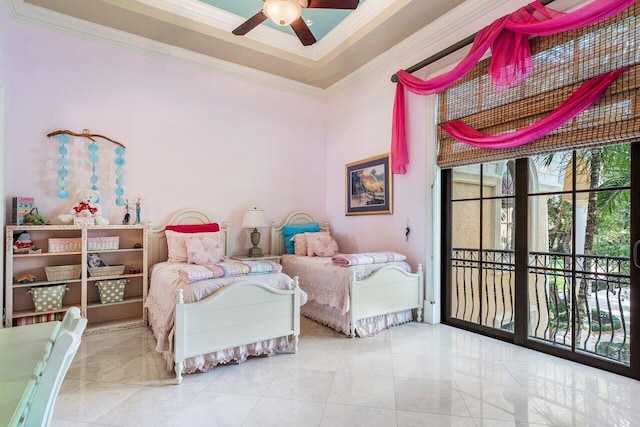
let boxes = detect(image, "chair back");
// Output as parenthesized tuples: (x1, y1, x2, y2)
(24, 309, 87, 426)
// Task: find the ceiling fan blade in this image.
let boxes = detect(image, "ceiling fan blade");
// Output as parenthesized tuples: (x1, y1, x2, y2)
(290, 17, 317, 46)
(232, 11, 268, 36)
(307, 0, 359, 9)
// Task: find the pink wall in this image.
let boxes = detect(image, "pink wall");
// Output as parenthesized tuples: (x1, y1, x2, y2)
(1, 0, 565, 322)
(0, 4, 327, 255)
(322, 0, 544, 321)
(324, 77, 429, 272)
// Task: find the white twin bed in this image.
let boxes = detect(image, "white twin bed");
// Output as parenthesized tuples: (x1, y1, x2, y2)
(145, 209, 424, 383)
(271, 211, 424, 338)
(146, 210, 303, 383)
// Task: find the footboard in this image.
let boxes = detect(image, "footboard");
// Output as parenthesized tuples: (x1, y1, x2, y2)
(349, 264, 423, 337)
(174, 277, 300, 383)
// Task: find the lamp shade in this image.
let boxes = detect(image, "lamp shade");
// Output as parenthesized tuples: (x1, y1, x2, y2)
(241, 208, 268, 229)
(263, 0, 302, 26)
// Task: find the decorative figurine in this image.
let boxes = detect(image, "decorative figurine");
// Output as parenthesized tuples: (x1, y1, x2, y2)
(122, 198, 131, 225)
(134, 195, 143, 224)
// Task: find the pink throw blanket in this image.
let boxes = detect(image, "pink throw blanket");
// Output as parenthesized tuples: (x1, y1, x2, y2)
(332, 251, 406, 267)
(179, 259, 281, 284)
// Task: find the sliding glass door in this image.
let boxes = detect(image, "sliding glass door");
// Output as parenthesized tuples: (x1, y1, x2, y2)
(443, 142, 639, 378)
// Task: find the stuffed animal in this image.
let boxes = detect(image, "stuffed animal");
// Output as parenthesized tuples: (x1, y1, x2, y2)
(58, 188, 109, 225)
(16, 273, 37, 283)
(13, 232, 34, 254)
(87, 253, 107, 268)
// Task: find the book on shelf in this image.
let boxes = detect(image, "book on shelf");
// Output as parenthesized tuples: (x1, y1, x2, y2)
(12, 197, 34, 225)
(14, 312, 64, 326)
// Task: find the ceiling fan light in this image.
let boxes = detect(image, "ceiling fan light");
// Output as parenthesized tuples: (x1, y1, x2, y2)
(263, 0, 302, 26)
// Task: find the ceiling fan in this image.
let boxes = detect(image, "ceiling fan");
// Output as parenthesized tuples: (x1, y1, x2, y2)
(232, 0, 360, 46)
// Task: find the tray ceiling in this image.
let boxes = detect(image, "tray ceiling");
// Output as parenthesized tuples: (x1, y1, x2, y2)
(13, 0, 465, 89)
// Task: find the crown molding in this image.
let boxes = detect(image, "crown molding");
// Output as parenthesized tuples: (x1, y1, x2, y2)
(324, 0, 590, 97)
(135, 0, 415, 61)
(325, 0, 507, 98)
(135, 0, 314, 58)
(5, 0, 326, 99)
(3, 0, 589, 101)
(314, 0, 410, 58)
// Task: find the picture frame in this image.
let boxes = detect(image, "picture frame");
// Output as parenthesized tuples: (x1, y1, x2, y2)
(346, 153, 393, 216)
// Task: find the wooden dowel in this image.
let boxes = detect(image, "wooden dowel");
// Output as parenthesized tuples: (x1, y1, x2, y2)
(47, 129, 126, 148)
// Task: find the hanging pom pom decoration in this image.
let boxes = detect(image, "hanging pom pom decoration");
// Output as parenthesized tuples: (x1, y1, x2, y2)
(115, 146, 126, 206)
(47, 129, 127, 204)
(88, 140, 99, 191)
(57, 134, 70, 199)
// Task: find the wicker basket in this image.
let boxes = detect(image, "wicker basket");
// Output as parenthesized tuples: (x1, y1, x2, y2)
(45, 264, 82, 281)
(28, 284, 68, 312)
(95, 279, 129, 303)
(87, 236, 120, 251)
(88, 264, 125, 277)
(48, 238, 82, 253)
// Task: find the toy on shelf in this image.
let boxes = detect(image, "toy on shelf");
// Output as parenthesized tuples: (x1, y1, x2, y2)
(87, 253, 108, 268)
(58, 188, 110, 225)
(16, 273, 37, 284)
(24, 208, 47, 225)
(13, 232, 34, 254)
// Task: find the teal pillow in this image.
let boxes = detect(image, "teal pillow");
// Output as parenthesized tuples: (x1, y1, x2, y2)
(282, 223, 320, 254)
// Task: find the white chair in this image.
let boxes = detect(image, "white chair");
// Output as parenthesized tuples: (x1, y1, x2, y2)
(23, 309, 87, 427)
(51, 306, 82, 342)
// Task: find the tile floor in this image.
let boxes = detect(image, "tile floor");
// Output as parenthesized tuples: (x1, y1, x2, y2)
(52, 318, 640, 426)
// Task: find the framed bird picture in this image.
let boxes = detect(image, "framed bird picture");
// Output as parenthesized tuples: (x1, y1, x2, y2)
(345, 153, 393, 216)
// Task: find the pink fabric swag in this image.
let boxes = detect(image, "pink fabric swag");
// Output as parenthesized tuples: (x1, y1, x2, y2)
(391, 0, 637, 174)
(439, 67, 628, 148)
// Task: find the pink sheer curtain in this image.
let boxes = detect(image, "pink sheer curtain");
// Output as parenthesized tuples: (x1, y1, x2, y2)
(391, 0, 637, 174)
(439, 67, 628, 148)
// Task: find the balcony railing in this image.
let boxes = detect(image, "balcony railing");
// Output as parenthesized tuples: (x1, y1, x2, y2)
(451, 248, 631, 365)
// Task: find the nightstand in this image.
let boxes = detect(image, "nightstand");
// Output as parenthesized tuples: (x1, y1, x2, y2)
(230, 254, 281, 264)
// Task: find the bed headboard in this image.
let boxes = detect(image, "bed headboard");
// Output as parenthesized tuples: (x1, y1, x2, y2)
(270, 211, 330, 256)
(149, 209, 230, 268)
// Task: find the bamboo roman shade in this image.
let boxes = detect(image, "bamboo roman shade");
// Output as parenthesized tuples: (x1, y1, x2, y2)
(437, 2, 639, 168)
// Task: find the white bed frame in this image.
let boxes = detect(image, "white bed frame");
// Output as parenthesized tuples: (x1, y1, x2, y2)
(270, 211, 423, 337)
(150, 209, 300, 383)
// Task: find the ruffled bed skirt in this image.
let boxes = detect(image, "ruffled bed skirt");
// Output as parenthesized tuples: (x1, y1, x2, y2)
(159, 335, 294, 374)
(301, 300, 413, 337)
(147, 309, 295, 374)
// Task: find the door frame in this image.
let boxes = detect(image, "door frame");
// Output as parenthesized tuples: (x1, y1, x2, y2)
(441, 148, 640, 380)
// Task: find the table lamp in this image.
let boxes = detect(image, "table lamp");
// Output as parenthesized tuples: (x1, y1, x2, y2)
(241, 208, 268, 257)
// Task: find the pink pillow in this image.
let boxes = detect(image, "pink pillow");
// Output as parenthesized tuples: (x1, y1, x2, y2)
(292, 233, 308, 256)
(165, 230, 224, 263)
(165, 223, 219, 233)
(306, 233, 338, 257)
(291, 231, 329, 256)
(186, 235, 224, 265)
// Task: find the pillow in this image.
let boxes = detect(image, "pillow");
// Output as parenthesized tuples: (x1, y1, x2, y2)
(165, 222, 220, 233)
(282, 223, 320, 254)
(186, 235, 224, 265)
(165, 230, 224, 263)
(291, 233, 308, 256)
(291, 231, 328, 256)
(306, 233, 338, 257)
